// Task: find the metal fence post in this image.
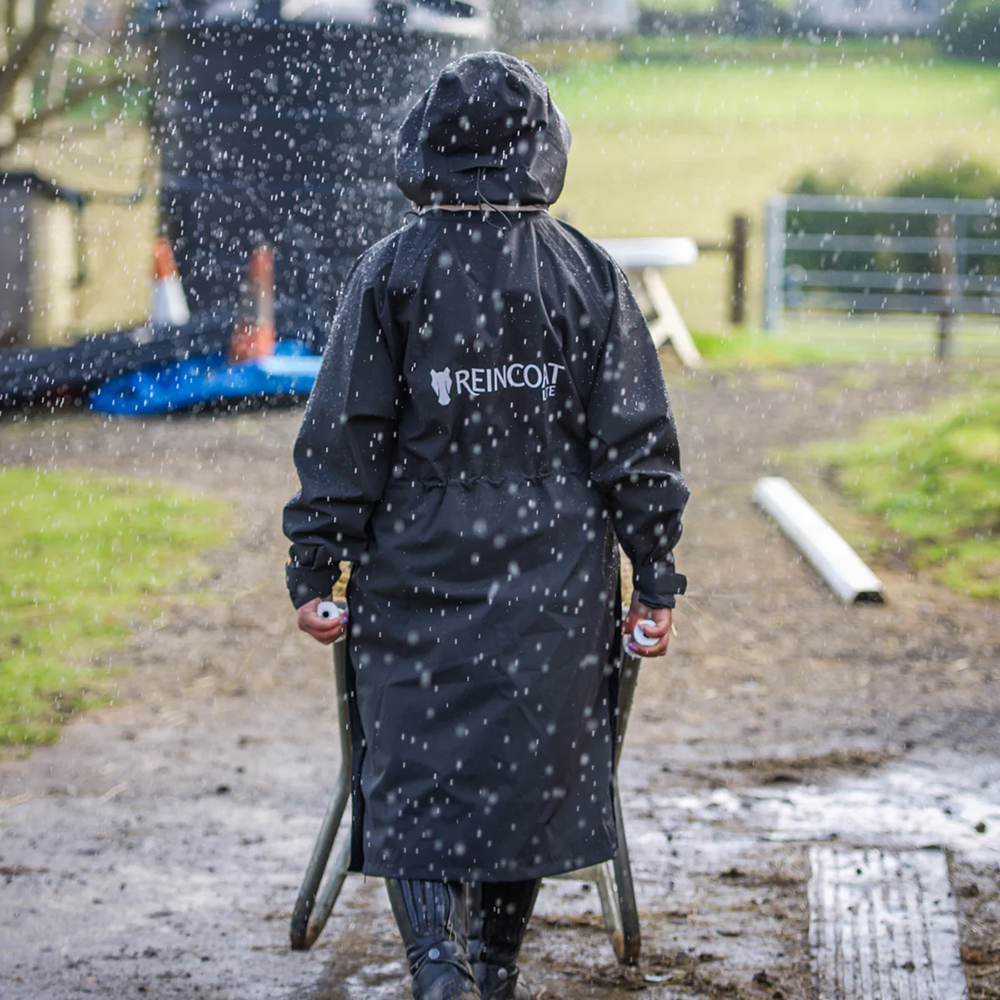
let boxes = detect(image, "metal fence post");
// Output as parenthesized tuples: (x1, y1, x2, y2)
(762, 196, 787, 332)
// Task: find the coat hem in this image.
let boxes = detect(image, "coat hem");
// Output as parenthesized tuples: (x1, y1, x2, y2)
(350, 843, 617, 883)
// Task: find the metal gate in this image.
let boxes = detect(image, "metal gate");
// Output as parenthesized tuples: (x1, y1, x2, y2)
(763, 194, 1000, 349)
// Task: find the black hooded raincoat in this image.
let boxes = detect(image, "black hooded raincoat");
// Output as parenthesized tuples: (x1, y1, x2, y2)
(284, 53, 689, 882)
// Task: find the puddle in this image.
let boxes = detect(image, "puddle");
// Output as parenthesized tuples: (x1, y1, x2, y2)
(641, 750, 999, 861)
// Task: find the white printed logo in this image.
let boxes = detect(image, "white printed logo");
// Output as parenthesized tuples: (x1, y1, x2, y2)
(430, 368, 453, 406)
(431, 362, 566, 404)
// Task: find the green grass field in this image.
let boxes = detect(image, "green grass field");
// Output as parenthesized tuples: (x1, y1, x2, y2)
(692, 317, 1000, 368)
(0, 467, 230, 744)
(813, 395, 1000, 599)
(540, 44, 1000, 334)
(8, 39, 1000, 342)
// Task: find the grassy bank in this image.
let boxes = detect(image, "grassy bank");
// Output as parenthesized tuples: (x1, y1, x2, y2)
(0, 467, 230, 744)
(815, 395, 1000, 599)
(691, 318, 1000, 368)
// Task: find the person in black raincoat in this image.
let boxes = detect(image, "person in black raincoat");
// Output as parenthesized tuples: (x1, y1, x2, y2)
(284, 52, 689, 1000)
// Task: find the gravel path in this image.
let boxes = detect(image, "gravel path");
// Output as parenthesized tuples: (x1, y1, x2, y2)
(1, 359, 997, 1000)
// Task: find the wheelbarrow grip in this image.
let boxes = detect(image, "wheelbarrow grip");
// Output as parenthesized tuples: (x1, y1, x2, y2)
(290, 638, 352, 950)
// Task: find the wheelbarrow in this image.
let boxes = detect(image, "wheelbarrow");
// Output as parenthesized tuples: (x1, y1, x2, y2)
(290, 637, 644, 965)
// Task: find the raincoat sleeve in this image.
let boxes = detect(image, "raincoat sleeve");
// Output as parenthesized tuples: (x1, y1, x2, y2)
(587, 262, 690, 609)
(283, 251, 402, 608)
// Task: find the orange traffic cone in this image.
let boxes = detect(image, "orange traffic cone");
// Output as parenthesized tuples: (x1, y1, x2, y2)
(151, 237, 191, 325)
(229, 244, 276, 363)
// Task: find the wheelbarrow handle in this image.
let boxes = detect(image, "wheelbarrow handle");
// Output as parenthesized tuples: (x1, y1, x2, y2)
(290, 638, 352, 951)
(615, 650, 641, 770)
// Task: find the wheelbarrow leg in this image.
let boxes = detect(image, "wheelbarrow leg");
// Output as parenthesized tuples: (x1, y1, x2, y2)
(568, 782, 640, 967)
(604, 649, 642, 964)
(610, 779, 641, 964)
(555, 650, 643, 965)
(290, 639, 353, 951)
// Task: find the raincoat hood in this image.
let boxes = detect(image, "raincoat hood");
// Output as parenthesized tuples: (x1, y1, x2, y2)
(394, 51, 571, 207)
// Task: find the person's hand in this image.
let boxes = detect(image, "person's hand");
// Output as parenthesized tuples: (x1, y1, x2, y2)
(622, 595, 673, 658)
(296, 597, 348, 645)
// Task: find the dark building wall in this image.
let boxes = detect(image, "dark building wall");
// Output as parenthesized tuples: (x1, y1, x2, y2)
(155, 2, 487, 344)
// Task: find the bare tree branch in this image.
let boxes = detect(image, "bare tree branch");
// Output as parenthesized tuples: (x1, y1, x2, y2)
(0, 0, 57, 108)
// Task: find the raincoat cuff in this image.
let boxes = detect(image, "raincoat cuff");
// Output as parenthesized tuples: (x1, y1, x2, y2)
(638, 593, 676, 610)
(633, 565, 686, 609)
(286, 563, 339, 609)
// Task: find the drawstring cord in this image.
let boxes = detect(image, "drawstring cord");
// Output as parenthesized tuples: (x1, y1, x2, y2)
(410, 172, 548, 231)
(476, 169, 512, 231)
(416, 204, 548, 215)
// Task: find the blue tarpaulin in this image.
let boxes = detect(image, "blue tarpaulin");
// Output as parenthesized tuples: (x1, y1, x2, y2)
(88, 340, 321, 415)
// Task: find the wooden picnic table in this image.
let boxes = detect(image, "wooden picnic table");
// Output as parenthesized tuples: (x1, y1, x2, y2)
(596, 237, 701, 369)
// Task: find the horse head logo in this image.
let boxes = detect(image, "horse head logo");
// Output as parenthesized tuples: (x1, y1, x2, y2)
(430, 368, 452, 406)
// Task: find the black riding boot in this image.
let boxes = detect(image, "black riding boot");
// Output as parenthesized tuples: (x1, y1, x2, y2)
(386, 879, 480, 1000)
(468, 880, 541, 1000)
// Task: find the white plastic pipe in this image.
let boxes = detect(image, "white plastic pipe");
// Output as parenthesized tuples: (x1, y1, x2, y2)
(753, 477, 885, 604)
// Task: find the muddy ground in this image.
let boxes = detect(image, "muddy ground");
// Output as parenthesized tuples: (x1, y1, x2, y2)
(1, 359, 998, 1000)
